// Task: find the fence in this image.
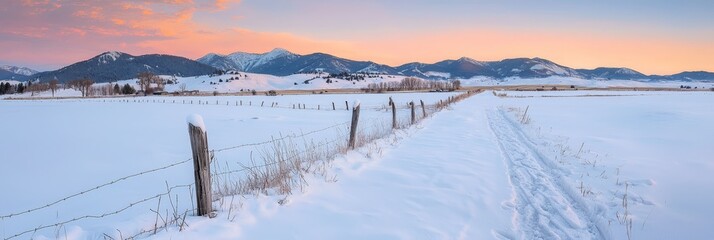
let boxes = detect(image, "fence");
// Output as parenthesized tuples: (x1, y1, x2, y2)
(0, 90, 479, 240)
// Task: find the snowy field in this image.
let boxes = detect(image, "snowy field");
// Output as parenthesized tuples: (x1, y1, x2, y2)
(1, 90, 713, 239)
(0, 92, 457, 239)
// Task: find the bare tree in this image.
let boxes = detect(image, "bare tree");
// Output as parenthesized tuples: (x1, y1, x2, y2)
(68, 78, 94, 97)
(137, 72, 165, 95)
(179, 82, 187, 92)
(49, 79, 59, 97)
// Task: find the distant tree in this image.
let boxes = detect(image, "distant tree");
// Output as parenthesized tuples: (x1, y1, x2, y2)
(137, 72, 164, 95)
(49, 79, 59, 97)
(113, 83, 121, 95)
(452, 80, 461, 90)
(0, 82, 7, 94)
(121, 83, 136, 95)
(17, 83, 25, 93)
(179, 83, 187, 92)
(67, 78, 94, 97)
(251, 89, 256, 95)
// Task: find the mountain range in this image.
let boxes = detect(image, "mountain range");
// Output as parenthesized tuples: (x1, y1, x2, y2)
(199, 49, 714, 81)
(3, 49, 713, 83)
(29, 52, 216, 83)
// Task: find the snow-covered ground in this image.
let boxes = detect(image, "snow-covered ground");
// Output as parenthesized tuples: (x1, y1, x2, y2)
(1, 90, 713, 239)
(4, 72, 713, 100)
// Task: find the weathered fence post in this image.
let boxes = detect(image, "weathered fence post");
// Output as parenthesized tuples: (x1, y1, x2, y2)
(389, 97, 396, 129)
(303, 103, 306, 109)
(318, 105, 320, 110)
(261, 101, 264, 107)
(420, 100, 426, 118)
(348, 100, 361, 149)
(186, 114, 212, 217)
(240, 100, 242, 106)
(345, 101, 349, 110)
(332, 102, 336, 110)
(410, 101, 415, 125)
(293, 104, 295, 109)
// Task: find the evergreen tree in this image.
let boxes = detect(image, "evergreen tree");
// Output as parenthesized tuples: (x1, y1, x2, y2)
(121, 83, 136, 94)
(17, 83, 25, 93)
(113, 83, 121, 95)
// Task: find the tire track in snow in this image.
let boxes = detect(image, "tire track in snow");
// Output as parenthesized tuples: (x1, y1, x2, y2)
(488, 109, 607, 240)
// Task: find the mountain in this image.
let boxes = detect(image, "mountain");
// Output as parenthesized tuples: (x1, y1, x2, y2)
(32, 51, 217, 83)
(198, 48, 398, 76)
(396, 57, 583, 79)
(662, 71, 714, 81)
(1, 65, 39, 76)
(576, 67, 647, 80)
(0, 65, 39, 80)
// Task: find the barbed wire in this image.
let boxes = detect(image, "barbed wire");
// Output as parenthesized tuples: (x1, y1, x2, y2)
(211, 136, 347, 178)
(4, 184, 194, 240)
(211, 121, 351, 153)
(0, 158, 193, 220)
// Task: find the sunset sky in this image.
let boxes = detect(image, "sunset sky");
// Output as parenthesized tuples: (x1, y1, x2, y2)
(1, 0, 713, 74)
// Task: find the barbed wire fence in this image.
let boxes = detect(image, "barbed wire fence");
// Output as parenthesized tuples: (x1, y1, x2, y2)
(1, 90, 479, 240)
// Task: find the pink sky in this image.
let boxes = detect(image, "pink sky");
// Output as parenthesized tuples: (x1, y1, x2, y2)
(1, 0, 713, 74)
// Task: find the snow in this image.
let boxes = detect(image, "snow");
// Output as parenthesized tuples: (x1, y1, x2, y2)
(424, 71, 451, 78)
(530, 62, 570, 75)
(489, 90, 714, 239)
(2, 90, 714, 239)
(111, 72, 408, 92)
(98, 51, 123, 64)
(186, 114, 206, 132)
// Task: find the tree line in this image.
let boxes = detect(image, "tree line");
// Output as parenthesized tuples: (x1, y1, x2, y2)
(363, 77, 461, 93)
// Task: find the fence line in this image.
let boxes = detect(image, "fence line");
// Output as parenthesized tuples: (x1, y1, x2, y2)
(4, 184, 193, 240)
(3, 90, 480, 240)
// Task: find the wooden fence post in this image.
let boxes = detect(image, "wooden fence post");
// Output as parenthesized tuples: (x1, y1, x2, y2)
(348, 101, 361, 149)
(389, 97, 396, 129)
(410, 101, 415, 125)
(345, 101, 349, 110)
(332, 102, 336, 110)
(240, 100, 242, 106)
(303, 103, 306, 109)
(186, 114, 212, 217)
(420, 100, 426, 118)
(318, 105, 320, 110)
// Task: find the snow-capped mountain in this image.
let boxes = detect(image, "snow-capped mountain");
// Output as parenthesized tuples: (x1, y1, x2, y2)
(198, 48, 299, 72)
(1, 65, 39, 76)
(0, 65, 39, 81)
(198, 49, 398, 76)
(656, 71, 714, 81)
(395, 57, 583, 80)
(32, 51, 217, 83)
(577, 67, 647, 80)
